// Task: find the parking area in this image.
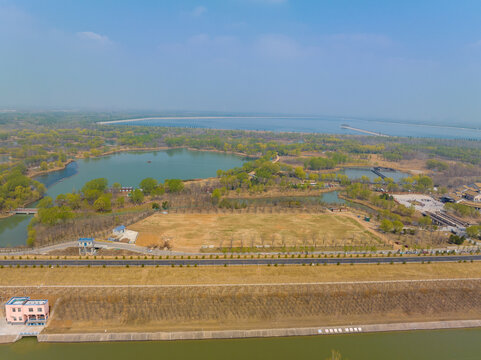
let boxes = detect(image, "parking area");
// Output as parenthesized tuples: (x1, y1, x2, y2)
(392, 194, 444, 213)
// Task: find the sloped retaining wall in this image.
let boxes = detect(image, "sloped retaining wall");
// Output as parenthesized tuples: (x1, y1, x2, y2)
(0, 335, 20, 344)
(37, 319, 481, 343)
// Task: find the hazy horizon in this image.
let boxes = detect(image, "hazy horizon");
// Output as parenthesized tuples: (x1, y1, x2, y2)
(1, 0, 481, 125)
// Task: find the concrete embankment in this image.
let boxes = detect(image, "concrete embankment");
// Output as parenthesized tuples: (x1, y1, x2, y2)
(37, 319, 481, 343)
(0, 335, 20, 344)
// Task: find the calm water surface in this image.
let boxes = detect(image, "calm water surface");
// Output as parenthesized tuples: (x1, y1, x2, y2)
(35, 149, 244, 200)
(340, 167, 409, 183)
(123, 116, 481, 140)
(0, 149, 244, 247)
(2, 329, 481, 360)
(0, 215, 32, 247)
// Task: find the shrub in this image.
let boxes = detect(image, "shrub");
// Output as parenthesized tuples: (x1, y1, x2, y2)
(448, 234, 465, 245)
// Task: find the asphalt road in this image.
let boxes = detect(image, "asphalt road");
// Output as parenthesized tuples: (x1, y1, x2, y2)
(0, 255, 480, 266)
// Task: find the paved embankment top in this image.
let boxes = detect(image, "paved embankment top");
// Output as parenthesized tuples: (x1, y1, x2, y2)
(37, 319, 481, 343)
(0, 254, 480, 266)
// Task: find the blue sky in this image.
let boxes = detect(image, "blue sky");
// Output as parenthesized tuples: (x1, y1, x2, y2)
(1, 0, 481, 124)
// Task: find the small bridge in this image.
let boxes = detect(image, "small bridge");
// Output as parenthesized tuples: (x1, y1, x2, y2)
(424, 211, 469, 228)
(11, 208, 38, 214)
(371, 167, 387, 180)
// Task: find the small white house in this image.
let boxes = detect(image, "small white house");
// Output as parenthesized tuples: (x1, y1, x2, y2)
(113, 225, 126, 236)
(109, 225, 138, 244)
(78, 238, 97, 255)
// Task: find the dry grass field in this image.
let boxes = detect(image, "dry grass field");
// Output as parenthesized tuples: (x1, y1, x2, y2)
(129, 213, 386, 252)
(3, 264, 481, 333)
(0, 263, 481, 286)
(2, 279, 481, 333)
(365, 154, 428, 174)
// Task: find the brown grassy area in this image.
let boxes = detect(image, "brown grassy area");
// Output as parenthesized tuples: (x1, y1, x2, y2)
(385, 229, 452, 248)
(2, 279, 481, 333)
(281, 152, 428, 175)
(368, 154, 427, 174)
(34, 209, 153, 247)
(46, 247, 140, 257)
(129, 212, 387, 252)
(224, 187, 340, 199)
(2, 262, 481, 286)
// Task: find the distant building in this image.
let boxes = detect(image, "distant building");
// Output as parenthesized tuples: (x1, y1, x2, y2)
(463, 190, 481, 202)
(5, 297, 49, 325)
(108, 226, 138, 244)
(108, 186, 133, 193)
(78, 237, 97, 255)
(113, 225, 126, 236)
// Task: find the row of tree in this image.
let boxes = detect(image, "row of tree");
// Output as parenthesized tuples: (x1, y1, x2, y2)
(35, 176, 185, 227)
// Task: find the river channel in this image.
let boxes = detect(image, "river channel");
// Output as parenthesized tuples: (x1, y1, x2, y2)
(1, 328, 481, 359)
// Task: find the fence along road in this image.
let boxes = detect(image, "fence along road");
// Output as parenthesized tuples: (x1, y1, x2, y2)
(0, 254, 481, 266)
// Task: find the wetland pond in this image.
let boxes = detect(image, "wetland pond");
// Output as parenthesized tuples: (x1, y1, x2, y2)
(0, 153, 407, 247)
(339, 167, 409, 183)
(0, 149, 245, 247)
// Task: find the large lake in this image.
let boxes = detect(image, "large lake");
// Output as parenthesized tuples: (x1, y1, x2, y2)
(2, 328, 481, 359)
(0, 151, 404, 248)
(0, 149, 245, 247)
(113, 116, 481, 140)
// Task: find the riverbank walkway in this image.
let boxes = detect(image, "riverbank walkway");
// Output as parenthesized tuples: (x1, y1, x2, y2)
(33, 319, 481, 343)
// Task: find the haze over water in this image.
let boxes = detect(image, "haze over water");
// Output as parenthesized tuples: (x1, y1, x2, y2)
(113, 116, 481, 141)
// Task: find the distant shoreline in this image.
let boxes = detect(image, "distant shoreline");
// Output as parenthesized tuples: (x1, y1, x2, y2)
(97, 116, 317, 125)
(97, 116, 481, 136)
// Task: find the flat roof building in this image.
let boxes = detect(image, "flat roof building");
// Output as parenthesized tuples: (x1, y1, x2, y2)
(5, 297, 49, 325)
(463, 190, 481, 202)
(78, 237, 97, 255)
(113, 225, 126, 235)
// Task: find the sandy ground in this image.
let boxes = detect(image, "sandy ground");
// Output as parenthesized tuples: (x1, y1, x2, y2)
(128, 212, 385, 252)
(392, 194, 444, 212)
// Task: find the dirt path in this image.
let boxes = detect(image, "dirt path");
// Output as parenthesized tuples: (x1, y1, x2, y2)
(336, 211, 399, 249)
(3, 277, 481, 288)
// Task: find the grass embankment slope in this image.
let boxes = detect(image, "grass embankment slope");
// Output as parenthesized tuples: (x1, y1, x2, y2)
(1, 262, 481, 286)
(129, 212, 386, 252)
(2, 264, 481, 333)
